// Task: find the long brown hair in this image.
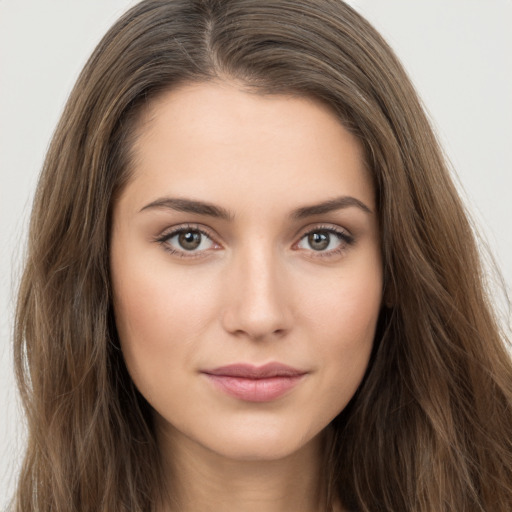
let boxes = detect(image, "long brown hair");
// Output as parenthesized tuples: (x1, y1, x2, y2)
(12, 0, 512, 510)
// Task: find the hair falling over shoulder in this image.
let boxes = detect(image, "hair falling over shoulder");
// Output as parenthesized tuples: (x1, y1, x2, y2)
(11, 0, 512, 510)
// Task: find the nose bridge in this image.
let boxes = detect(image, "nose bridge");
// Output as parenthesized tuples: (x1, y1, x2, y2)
(221, 239, 292, 339)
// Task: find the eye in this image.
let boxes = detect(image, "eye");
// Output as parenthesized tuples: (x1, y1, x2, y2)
(295, 227, 353, 255)
(156, 226, 219, 256)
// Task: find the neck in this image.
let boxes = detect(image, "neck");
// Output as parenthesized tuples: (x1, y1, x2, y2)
(156, 425, 338, 512)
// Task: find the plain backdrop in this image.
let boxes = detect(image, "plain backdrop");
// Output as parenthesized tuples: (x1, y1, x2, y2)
(1, 0, 511, 506)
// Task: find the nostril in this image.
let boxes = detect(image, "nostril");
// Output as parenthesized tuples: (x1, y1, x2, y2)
(221, 300, 293, 341)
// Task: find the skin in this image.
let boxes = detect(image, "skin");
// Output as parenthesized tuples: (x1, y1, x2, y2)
(110, 81, 383, 512)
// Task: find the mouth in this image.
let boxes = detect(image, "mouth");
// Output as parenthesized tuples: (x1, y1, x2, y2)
(201, 363, 307, 402)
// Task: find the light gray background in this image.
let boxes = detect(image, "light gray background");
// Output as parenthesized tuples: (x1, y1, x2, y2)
(1, 0, 511, 506)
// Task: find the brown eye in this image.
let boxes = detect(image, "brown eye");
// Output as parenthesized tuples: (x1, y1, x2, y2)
(307, 231, 330, 251)
(159, 227, 217, 255)
(296, 227, 353, 256)
(178, 230, 202, 250)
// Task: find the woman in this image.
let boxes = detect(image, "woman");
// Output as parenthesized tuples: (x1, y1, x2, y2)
(12, 0, 512, 510)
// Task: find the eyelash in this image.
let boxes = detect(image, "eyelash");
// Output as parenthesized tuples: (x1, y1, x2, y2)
(153, 223, 355, 260)
(295, 224, 355, 259)
(154, 224, 217, 259)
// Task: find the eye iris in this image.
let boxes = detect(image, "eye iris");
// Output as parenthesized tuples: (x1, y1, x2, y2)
(308, 231, 330, 251)
(178, 231, 202, 250)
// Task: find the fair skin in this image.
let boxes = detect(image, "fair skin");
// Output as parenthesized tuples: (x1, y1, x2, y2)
(110, 81, 382, 512)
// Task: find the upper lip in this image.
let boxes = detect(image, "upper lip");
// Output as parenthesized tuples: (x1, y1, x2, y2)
(202, 363, 306, 379)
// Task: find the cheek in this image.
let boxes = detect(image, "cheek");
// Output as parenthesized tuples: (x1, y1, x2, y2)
(110, 255, 219, 396)
(302, 263, 382, 406)
(303, 254, 382, 342)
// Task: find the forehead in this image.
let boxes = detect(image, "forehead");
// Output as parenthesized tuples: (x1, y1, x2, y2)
(120, 80, 374, 217)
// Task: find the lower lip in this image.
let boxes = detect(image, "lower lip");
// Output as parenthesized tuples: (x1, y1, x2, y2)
(204, 374, 305, 402)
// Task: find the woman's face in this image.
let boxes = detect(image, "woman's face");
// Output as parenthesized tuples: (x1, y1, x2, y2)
(110, 81, 382, 461)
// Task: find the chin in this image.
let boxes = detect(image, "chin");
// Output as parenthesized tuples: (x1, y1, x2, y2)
(189, 415, 325, 463)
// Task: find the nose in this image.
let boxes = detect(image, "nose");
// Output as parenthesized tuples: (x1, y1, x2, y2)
(221, 244, 294, 341)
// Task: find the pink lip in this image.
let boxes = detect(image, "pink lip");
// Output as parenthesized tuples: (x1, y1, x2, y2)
(202, 363, 307, 402)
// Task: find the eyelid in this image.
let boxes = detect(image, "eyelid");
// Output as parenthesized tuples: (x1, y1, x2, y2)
(153, 223, 222, 257)
(293, 223, 355, 258)
(294, 223, 353, 241)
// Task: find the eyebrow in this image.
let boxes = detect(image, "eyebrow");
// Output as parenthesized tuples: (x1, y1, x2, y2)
(291, 196, 373, 218)
(140, 197, 233, 220)
(139, 195, 373, 220)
